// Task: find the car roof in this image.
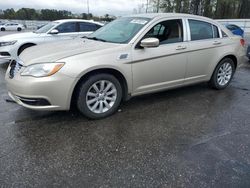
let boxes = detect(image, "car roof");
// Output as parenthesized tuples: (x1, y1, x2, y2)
(53, 19, 103, 25)
(125, 13, 233, 37)
(125, 13, 214, 22)
(5, 22, 18, 24)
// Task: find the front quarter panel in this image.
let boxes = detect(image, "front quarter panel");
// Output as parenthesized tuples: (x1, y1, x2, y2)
(58, 44, 133, 95)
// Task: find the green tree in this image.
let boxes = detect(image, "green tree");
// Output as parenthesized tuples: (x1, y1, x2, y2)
(15, 8, 38, 20)
(3, 8, 15, 19)
(81, 13, 88, 19)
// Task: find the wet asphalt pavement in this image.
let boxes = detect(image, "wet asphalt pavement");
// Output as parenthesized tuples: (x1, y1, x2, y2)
(1, 63, 250, 188)
(0, 32, 250, 187)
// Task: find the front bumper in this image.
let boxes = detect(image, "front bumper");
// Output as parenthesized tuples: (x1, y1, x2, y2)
(0, 54, 11, 64)
(5, 65, 77, 111)
(0, 45, 17, 64)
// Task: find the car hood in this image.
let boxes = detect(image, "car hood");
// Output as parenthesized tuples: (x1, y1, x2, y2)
(19, 39, 120, 66)
(0, 32, 40, 41)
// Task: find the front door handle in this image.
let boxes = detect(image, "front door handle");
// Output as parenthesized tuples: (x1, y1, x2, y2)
(213, 41, 222, 45)
(176, 46, 187, 50)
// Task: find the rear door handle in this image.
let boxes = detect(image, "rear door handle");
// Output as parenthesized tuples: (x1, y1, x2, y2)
(176, 46, 187, 50)
(213, 41, 222, 45)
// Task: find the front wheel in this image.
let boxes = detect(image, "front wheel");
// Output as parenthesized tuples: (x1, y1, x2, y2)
(76, 74, 122, 119)
(209, 58, 235, 90)
(1, 28, 5, 31)
(17, 27, 22, 31)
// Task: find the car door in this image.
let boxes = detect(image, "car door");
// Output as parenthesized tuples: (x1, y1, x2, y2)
(46, 22, 78, 42)
(13, 24, 18, 30)
(185, 19, 223, 84)
(132, 19, 188, 95)
(77, 22, 100, 37)
(5, 24, 11, 31)
(9, 24, 17, 31)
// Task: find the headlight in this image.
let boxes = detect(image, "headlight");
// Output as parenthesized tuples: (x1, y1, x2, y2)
(0, 41, 17, 47)
(21, 63, 64, 77)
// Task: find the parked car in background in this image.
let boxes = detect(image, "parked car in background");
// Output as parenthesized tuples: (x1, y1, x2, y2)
(0, 19, 103, 63)
(225, 24, 244, 37)
(0, 23, 25, 31)
(247, 45, 250, 61)
(5, 13, 247, 119)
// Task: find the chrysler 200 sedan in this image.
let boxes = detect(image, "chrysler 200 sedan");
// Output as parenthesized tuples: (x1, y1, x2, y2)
(5, 13, 247, 119)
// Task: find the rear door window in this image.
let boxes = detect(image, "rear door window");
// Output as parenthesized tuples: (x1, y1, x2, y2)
(79, 22, 97, 32)
(189, 20, 213, 41)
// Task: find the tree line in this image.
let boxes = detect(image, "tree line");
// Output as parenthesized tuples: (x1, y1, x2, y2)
(151, 0, 250, 19)
(1, 1, 250, 21)
(0, 8, 115, 21)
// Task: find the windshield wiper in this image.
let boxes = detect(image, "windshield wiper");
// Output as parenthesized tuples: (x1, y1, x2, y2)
(82, 36, 107, 42)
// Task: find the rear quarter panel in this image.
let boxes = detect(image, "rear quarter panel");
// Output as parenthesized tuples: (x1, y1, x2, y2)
(206, 36, 245, 80)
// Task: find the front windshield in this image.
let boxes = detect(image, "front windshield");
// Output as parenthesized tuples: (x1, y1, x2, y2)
(35, 22, 58, 33)
(89, 17, 151, 43)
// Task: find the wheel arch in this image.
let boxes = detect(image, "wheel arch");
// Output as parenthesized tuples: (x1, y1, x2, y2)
(218, 54, 237, 69)
(17, 43, 36, 55)
(209, 54, 238, 81)
(70, 68, 129, 109)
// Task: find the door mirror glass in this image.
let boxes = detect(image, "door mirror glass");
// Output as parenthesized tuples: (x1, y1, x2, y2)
(49, 29, 59, 34)
(140, 38, 159, 48)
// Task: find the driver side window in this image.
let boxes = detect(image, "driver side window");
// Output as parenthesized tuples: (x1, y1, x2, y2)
(144, 19, 183, 45)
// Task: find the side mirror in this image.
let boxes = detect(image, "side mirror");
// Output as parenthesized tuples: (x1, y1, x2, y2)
(140, 37, 159, 48)
(49, 29, 59, 34)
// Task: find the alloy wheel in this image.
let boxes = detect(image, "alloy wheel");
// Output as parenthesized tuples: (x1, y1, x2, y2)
(217, 62, 233, 86)
(86, 80, 117, 114)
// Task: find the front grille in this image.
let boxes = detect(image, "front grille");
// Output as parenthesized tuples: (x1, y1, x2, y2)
(9, 60, 23, 79)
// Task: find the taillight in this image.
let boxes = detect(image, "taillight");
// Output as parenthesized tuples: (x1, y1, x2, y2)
(240, 38, 245, 46)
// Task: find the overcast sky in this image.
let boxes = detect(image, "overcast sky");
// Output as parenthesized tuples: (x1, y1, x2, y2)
(0, 0, 146, 16)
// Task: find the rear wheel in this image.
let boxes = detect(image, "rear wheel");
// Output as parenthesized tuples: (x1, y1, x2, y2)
(76, 74, 122, 119)
(1, 28, 5, 31)
(209, 58, 235, 90)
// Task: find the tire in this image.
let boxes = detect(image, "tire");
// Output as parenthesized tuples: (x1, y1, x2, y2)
(76, 73, 122, 119)
(17, 27, 22, 31)
(18, 44, 35, 55)
(209, 58, 235, 90)
(1, 28, 5, 31)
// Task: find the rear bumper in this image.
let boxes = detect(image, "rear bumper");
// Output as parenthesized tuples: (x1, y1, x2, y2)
(238, 55, 249, 67)
(247, 46, 250, 59)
